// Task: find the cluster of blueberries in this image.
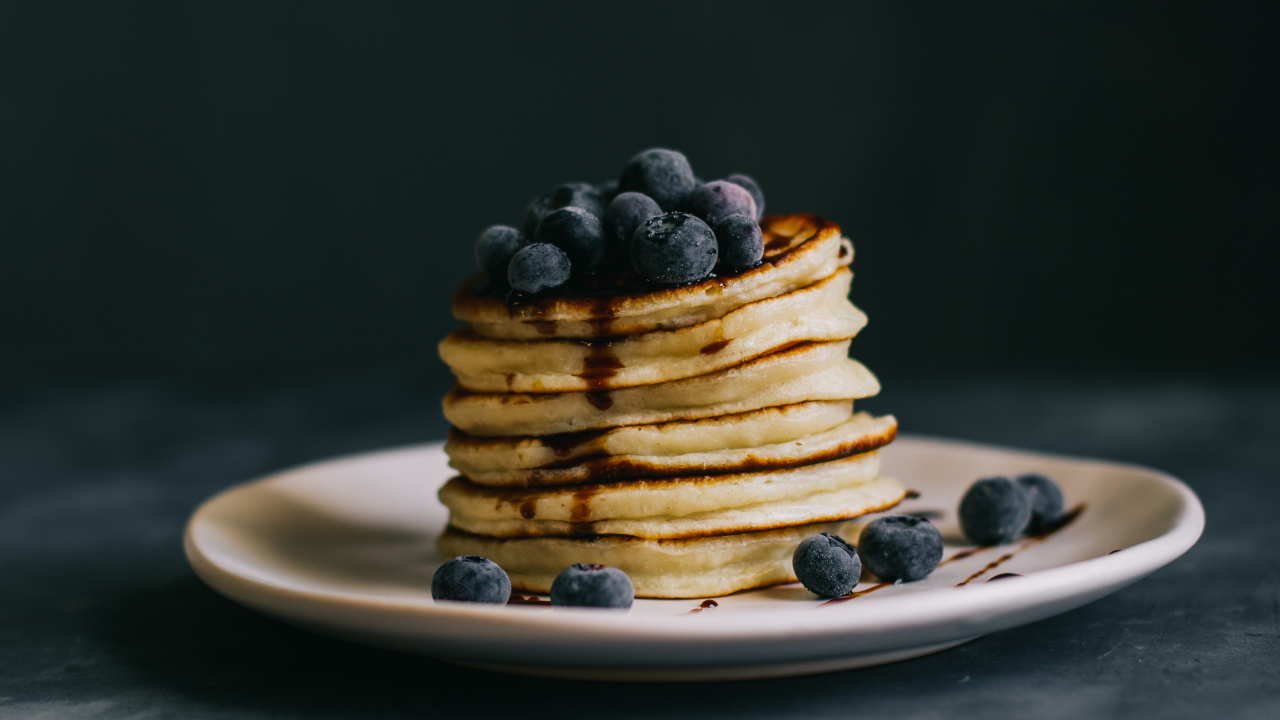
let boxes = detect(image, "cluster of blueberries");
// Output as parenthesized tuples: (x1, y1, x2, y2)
(474, 148, 767, 294)
(792, 472, 1067, 597)
(432, 472, 1067, 606)
(433, 558, 634, 608)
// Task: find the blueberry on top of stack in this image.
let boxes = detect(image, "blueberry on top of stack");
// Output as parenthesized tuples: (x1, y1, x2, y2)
(473, 149, 768, 297)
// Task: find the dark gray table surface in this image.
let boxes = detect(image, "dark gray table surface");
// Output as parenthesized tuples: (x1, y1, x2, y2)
(2, 373, 1277, 719)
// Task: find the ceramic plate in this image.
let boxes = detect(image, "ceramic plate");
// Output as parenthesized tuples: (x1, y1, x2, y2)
(184, 436, 1202, 681)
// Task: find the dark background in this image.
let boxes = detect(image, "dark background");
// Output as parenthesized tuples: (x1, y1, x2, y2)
(3, 4, 1280, 718)
(1, 1, 1276, 393)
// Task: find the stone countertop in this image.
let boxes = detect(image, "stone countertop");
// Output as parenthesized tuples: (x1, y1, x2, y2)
(1, 374, 1277, 719)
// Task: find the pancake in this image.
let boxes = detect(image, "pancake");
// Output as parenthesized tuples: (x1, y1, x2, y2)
(439, 453, 903, 539)
(447, 401, 856, 475)
(443, 474, 902, 540)
(458, 215, 852, 340)
(448, 411, 897, 486)
(443, 340, 879, 436)
(440, 267, 864, 393)
(438, 519, 864, 598)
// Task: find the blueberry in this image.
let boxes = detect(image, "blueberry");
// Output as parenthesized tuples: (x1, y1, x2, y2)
(507, 243, 571, 293)
(603, 192, 662, 252)
(629, 212, 718, 285)
(958, 476, 1032, 545)
(618, 148, 697, 211)
(431, 555, 511, 604)
(550, 564, 634, 608)
(522, 183, 605, 237)
(1015, 473, 1066, 534)
(793, 532, 861, 597)
(713, 214, 764, 272)
(474, 225, 527, 283)
(858, 516, 944, 581)
(534, 206, 607, 267)
(725, 174, 765, 220)
(682, 180, 757, 228)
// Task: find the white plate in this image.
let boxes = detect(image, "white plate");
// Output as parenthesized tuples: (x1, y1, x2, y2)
(184, 436, 1202, 682)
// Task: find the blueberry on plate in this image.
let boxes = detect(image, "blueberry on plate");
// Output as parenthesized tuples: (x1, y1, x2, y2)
(431, 555, 511, 604)
(507, 243, 571, 293)
(683, 180, 757, 228)
(603, 192, 662, 251)
(630, 212, 718, 285)
(858, 516, 944, 581)
(958, 476, 1032, 545)
(713, 214, 764, 272)
(725, 173, 765, 220)
(474, 225, 527, 283)
(534, 206, 607, 268)
(522, 183, 606, 237)
(618, 148, 698, 211)
(792, 532, 861, 597)
(1015, 473, 1066, 534)
(550, 564, 634, 608)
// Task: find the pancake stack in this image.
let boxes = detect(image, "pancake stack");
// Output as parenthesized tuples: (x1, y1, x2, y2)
(437, 214, 903, 598)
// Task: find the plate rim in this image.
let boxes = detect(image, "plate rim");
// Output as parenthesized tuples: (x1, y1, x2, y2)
(184, 434, 1204, 650)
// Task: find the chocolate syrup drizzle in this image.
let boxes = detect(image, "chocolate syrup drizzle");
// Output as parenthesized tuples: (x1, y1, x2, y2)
(819, 503, 1086, 606)
(937, 546, 986, 566)
(491, 220, 823, 412)
(819, 580, 900, 606)
(495, 219, 811, 313)
(575, 295, 624, 406)
(585, 392, 613, 411)
(686, 599, 719, 614)
(952, 504, 1085, 586)
(956, 551, 1023, 586)
(538, 428, 609, 458)
(581, 342, 623, 387)
(764, 236, 792, 252)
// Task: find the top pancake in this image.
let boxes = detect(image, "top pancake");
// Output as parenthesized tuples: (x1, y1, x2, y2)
(455, 214, 853, 340)
(440, 267, 865, 393)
